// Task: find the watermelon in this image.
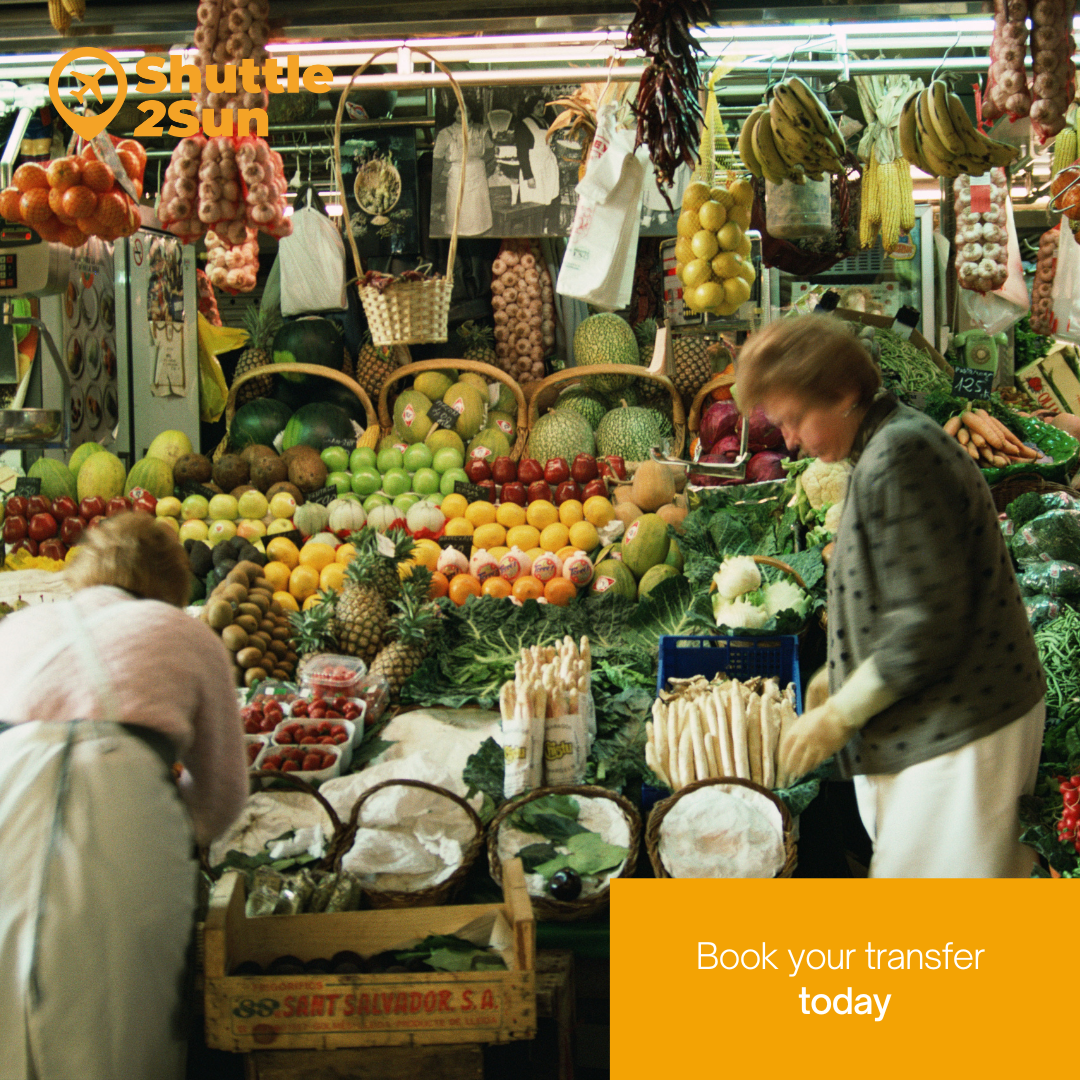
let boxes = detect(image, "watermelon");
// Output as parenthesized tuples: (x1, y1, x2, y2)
(281, 402, 355, 451)
(527, 408, 595, 464)
(573, 313, 640, 393)
(230, 398, 294, 451)
(595, 402, 666, 461)
(28, 458, 77, 501)
(125, 456, 174, 499)
(272, 317, 345, 385)
(300, 379, 369, 426)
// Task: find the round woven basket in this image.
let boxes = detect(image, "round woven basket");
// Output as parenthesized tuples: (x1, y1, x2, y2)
(331, 778, 485, 909)
(334, 48, 465, 346)
(487, 784, 642, 922)
(646, 776, 797, 879)
(213, 363, 380, 462)
(246, 768, 348, 864)
(990, 472, 1075, 514)
(527, 365, 687, 461)
(377, 358, 530, 461)
(688, 372, 736, 447)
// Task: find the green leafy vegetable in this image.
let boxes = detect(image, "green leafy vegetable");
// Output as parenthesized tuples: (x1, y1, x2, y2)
(516, 842, 558, 873)
(462, 736, 505, 808)
(395, 934, 507, 973)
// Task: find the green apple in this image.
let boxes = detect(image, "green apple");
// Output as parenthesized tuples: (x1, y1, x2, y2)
(393, 492, 421, 515)
(178, 519, 209, 542)
(363, 492, 391, 513)
(376, 446, 404, 473)
(237, 518, 267, 540)
(351, 466, 382, 497)
(432, 446, 465, 474)
(208, 493, 239, 522)
(180, 494, 209, 521)
(321, 445, 350, 473)
(267, 517, 296, 535)
(155, 495, 183, 519)
(402, 443, 434, 472)
(412, 467, 440, 496)
(268, 491, 297, 519)
(349, 446, 377, 472)
(327, 471, 353, 495)
(236, 489, 269, 520)
(336, 491, 361, 503)
(155, 516, 180, 536)
(382, 467, 411, 497)
(439, 467, 468, 496)
(207, 518, 237, 544)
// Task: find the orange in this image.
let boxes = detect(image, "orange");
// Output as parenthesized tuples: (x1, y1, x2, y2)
(262, 560, 292, 592)
(482, 576, 513, 599)
(319, 562, 346, 592)
(448, 573, 483, 606)
(0, 187, 23, 221)
(93, 190, 127, 229)
(81, 160, 114, 194)
(19, 189, 51, 225)
(298, 541, 336, 573)
(13, 162, 48, 192)
(46, 157, 82, 191)
(335, 542, 357, 566)
(430, 570, 449, 598)
(266, 536, 300, 569)
(117, 139, 147, 171)
(511, 575, 545, 602)
(544, 577, 577, 606)
(60, 185, 97, 220)
(288, 564, 320, 602)
(272, 589, 300, 613)
(116, 148, 142, 182)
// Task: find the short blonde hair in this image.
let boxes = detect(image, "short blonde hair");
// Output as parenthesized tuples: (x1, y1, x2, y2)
(736, 314, 882, 412)
(65, 511, 191, 608)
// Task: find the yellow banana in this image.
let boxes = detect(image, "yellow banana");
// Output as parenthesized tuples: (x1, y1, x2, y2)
(771, 83, 816, 135)
(751, 113, 790, 184)
(928, 80, 965, 156)
(738, 105, 768, 178)
(785, 76, 833, 137)
(769, 97, 813, 167)
(897, 91, 922, 167)
(945, 92, 985, 159)
(916, 89, 954, 164)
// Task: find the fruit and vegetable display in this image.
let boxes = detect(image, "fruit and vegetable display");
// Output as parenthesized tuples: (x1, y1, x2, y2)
(1029, 226, 1060, 335)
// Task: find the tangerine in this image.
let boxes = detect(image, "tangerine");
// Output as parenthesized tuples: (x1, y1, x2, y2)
(13, 163, 48, 192)
(482, 576, 513, 598)
(447, 573, 483, 606)
(544, 577, 577, 606)
(61, 185, 97, 220)
(511, 575, 545, 602)
(46, 157, 82, 191)
(429, 570, 449, 598)
(94, 191, 128, 229)
(0, 187, 24, 221)
(288, 564, 320, 602)
(117, 139, 147, 171)
(116, 148, 142, 181)
(58, 225, 87, 248)
(34, 216, 63, 242)
(82, 161, 114, 194)
(19, 189, 51, 225)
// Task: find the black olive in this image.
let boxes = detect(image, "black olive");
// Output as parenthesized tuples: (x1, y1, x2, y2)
(231, 960, 263, 976)
(548, 868, 582, 902)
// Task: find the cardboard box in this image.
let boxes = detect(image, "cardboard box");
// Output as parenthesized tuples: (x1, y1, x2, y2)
(1017, 359, 1068, 414)
(833, 307, 951, 373)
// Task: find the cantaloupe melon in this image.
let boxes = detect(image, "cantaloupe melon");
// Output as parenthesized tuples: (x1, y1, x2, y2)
(78, 451, 127, 502)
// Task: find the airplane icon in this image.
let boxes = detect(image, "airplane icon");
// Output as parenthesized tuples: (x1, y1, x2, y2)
(70, 67, 107, 106)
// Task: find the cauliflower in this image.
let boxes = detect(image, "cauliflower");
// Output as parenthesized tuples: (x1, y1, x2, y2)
(823, 500, 845, 533)
(712, 556, 761, 601)
(761, 579, 810, 619)
(713, 597, 771, 630)
(800, 459, 852, 512)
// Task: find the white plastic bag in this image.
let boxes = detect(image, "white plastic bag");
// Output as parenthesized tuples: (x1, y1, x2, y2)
(556, 102, 649, 311)
(278, 188, 348, 315)
(1051, 223, 1080, 344)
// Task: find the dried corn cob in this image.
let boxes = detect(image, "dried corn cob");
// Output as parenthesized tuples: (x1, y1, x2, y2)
(880, 159, 902, 251)
(859, 150, 880, 248)
(49, 0, 71, 32)
(60, 0, 85, 18)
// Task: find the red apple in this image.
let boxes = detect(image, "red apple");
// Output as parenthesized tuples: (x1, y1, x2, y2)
(571, 454, 599, 483)
(131, 491, 158, 515)
(554, 480, 582, 506)
(581, 478, 609, 502)
(464, 459, 492, 483)
(3, 514, 28, 543)
(79, 495, 106, 521)
(500, 481, 527, 506)
(526, 480, 552, 504)
(106, 495, 131, 517)
(87, 514, 106, 529)
(490, 456, 517, 484)
(603, 455, 627, 480)
(477, 478, 497, 502)
(39, 538, 66, 561)
(9, 537, 37, 556)
(517, 458, 544, 485)
(28, 512, 58, 541)
(51, 496, 78, 520)
(60, 515, 85, 545)
(5, 495, 28, 517)
(27, 495, 51, 517)
(543, 458, 570, 485)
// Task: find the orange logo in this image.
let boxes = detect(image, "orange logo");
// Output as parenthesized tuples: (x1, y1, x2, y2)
(49, 47, 128, 141)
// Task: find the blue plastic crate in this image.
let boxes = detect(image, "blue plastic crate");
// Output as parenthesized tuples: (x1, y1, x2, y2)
(656, 634, 803, 712)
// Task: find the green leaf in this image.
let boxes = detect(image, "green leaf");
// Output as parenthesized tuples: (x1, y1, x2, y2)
(774, 778, 821, 819)
(782, 548, 825, 591)
(532, 853, 575, 880)
(463, 737, 506, 806)
(516, 842, 558, 873)
(564, 831, 629, 875)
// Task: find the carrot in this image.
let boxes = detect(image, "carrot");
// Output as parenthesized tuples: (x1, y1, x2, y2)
(978, 445, 996, 464)
(957, 426, 970, 446)
(966, 442, 980, 461)
(943, 415, 963, 437)
(969, 430, 987, 448)
(975, 409, 1035, 457)
(991, 453, 1009, 468)
(960, 410, 1007, 449)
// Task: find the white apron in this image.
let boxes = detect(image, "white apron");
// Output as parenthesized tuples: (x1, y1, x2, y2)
(0, 603, 196, 1080)
(519, 117, 560, 205)
(445, 122, 493, 236)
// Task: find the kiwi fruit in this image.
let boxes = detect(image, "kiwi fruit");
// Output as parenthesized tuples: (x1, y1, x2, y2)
(236, 647, 264, 669)
(221, 625, 249, 652)
(258, 618, 276, 635)
(245, 668, 268, 688)
(247, 594, 270, 615)
(269, 640, 289, 659)
(234, 559, 264, 583)
(220, 583, 248, 604)
(287, 455, 328, 494)
(213, 454, 250, 493)
(250, 454, 289, 493)
(235, 614, 259, 634)
(206, 599, 234, 631)
(253, 578, 274, 592)
(271, 626, 291, 642)
(265, 480, 304, 505)
(272, 668, 290, 681)
(225, 568, 250, 587)
(237, 603, 262, 620)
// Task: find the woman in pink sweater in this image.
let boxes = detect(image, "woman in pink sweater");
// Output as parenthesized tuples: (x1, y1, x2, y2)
(0, 511, 248, 1080)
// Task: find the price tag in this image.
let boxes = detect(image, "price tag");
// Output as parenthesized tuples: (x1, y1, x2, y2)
(454, 480, 492, 503)
(272, 528, 304, 548)
(438, 535, 472, 557)
(951, 366, 995, 400)
(427, 401, 461, 430)
(14, 476, 41, 497)
(322, 436, 356, 450)
(306, 485, 338, 506)
(816, 289, 841, 313)
(969, 172, 992, 214)
(179, 481, 217, 501)
(892, 306, 921, 340)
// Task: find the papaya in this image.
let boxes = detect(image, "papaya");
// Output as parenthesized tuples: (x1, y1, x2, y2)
(622, 513, 671, 578)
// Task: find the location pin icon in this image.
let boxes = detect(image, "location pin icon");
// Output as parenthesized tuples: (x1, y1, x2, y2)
(49, 47, 128, 142)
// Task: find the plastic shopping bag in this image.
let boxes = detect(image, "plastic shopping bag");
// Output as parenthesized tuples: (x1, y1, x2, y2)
(556, 102, 649, 311)
(198, 312, 247, 423)
(1051, 223, 1080, 345)
(278, 186, 348, 316)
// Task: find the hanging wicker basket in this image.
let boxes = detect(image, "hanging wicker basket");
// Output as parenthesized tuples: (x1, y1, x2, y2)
(333, 47, 466, 346)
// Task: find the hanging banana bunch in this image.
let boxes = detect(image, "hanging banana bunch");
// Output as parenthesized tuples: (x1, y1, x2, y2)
(49, 0, 85, 34)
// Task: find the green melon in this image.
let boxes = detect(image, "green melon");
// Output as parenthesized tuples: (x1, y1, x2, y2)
(637, 562, 680, 599)
(467, 427, 511, 463)
(230, 398, 294, 451)
(442, 382, 487, 442)
(527, 408, 595, 465)
(573, 313, 640, 393)
(281, 402, 355, 451)
(125, 456, 174, 499)
(28, 458, 77, 501)
(488, 410, 517, 443)
(414, 370, 455, 402)
(491, 382, 516, 415)
(595, 402, 666, 461)
(590, 558, 637, 600)
(622, 513, 671, 578)
(68, 441, 105, 477)
(393, 389, 434, 444)
(146, 430, 193, 471)
(77, 451, 127, 503)
(272, 317, 345, 384)
(425, 427, 465, 456)
(556, 387, 609, 430)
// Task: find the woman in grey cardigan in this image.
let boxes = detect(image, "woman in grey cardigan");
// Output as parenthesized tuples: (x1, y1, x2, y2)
(736, 314, 1045, 877)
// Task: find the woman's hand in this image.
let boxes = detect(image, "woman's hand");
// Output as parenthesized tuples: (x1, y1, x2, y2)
(778, 701, 856, 785)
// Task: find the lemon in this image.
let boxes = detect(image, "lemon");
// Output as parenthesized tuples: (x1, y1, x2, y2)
(697, 199, 728, 231)
(711, 251, 744, 280)
(558, 499, 584, 527)
(298, 542, 336, 573)
(681, 180, 711, 212)
(690, 228, 719, 261)
(709, 187, 734, 209)
(496, 501, 527, 529)
(289, 564, 320, 602)
(737, 258, 756, 284)
(506, 524, 541, 550)
(689, 281, 725, 312)
(465, 500, 497, 527)
(583, 495, 614, 528)
(302, 592, 325, 611)
(736, 233, 752, 258)
(411, 537, 441, 571)
(266, 536, 299, 569)
(273, 590, 300, 613)
(728, 178, 754, 207)
(568, 520, 599, 551)
(262, 560, 292, 592)
(674, 236, 695, 264)
(724, 276, 752, 307)
(716, 221, 744, 252)
(319, 562, 346, 592)
(676, 209, 700, 238)
(526, 499, 559, 530)
(728, 203, 752, 230)
(540, 522, 570, 553)
(335, 542, 357, 566)
(681, 258, 713, 289)
(473, 522, 507, 550)
(441, 492, 468, 519)
(444, 516, 474, 537)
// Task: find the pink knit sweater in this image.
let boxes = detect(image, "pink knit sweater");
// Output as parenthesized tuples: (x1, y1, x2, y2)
(0, 585, 247, 843)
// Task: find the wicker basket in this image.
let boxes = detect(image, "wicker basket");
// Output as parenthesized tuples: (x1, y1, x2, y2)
(645, 776, 797, 879)
(990, 472, 1075, 514)
(688, 372, 736, 447)
(378, 358, 530, 461)
(213, 363, 380, 462)
(487, 785, 642, 922)
(334, 778, 485, 909)
(527, 365, 687, 461)
(333, 48, 465, 346)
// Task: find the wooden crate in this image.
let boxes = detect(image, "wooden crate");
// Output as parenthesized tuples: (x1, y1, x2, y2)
(243, 1044, 484, 1079)
(204, 859, 536, 1052)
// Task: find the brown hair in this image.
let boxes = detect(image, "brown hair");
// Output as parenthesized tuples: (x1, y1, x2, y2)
(65, 511, 191, 608)
(735, 314, 882, 412)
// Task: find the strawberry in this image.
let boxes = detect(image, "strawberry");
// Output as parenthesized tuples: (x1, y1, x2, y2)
(333, 733, 348, 744)
(302, 754, 322, 771)
(281, 761, 299, 772)
(300, 736, 317, 745)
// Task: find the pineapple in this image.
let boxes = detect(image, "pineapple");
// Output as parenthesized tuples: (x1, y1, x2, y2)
(355, 330, 410, 401)
(671, 332, 713, 408)
(288, 592, 338, 672)
(634, 318, 658, 366)
(457, 320, 498, 365)
(334, 541, 389, 665)
(369, 527, 416, 605)
(233, 305, 283, 406)
(368, 568, 439, 702)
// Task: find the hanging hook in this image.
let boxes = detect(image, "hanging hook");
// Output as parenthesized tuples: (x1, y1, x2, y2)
(930, 31, 961, 84)
(765, 34, 814, 101)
